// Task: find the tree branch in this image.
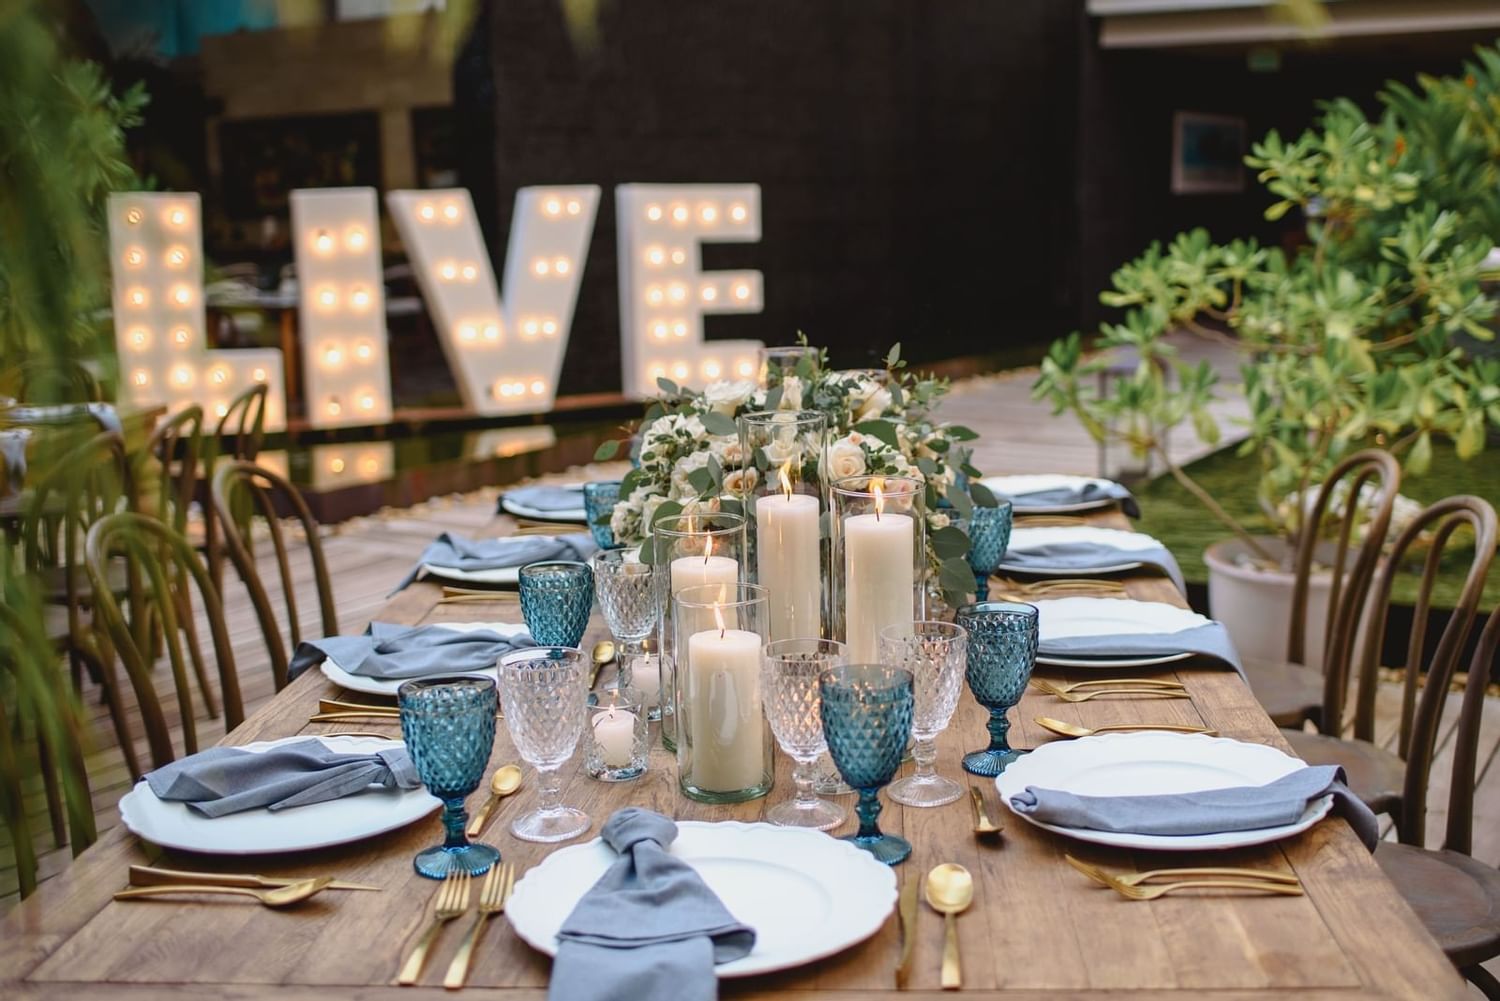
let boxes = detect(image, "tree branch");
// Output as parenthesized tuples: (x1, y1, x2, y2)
(1154, 443, 1278, 564)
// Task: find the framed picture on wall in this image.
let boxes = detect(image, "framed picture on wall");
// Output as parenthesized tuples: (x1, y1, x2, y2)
(1171, 111, 1246, 194)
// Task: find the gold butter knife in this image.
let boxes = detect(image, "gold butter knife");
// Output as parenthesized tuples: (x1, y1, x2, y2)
(129, 864, 380, 892)
(896, 873, 919, 986)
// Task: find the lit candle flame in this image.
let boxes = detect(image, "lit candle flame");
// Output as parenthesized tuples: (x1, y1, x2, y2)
(872, 477, 886, 521)
(702, 535, 712, 564)
(779, 462, 793, 500)
(713, 601, 727, 639)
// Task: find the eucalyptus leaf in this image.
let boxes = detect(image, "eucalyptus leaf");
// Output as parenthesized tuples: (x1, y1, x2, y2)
(931, 525, 971, 559)
(700, 411, 739, 437)
(946, 483, 974, 520)
(853, 419, 900, 449)
(969, 481, 1000, 508)
(593, 439, 620, 461)
(940, 558, 976, 597)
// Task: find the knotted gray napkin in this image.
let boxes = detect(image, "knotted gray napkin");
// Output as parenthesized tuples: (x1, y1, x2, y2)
(503, 484, 585, 513)
(288, 621, 536, 681)
(144, 739, 420, 818)
(392, 531, 598, 592)
(1004, 539, 1186, 593)
(1001, 481, 1140, 518)
(549, 808, 756, 1001)
(1040, 622, 1244, 678)
(1010, 763, 1379, 850)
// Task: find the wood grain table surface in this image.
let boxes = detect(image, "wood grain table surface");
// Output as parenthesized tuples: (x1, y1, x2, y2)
(0, 507, 1469, 999)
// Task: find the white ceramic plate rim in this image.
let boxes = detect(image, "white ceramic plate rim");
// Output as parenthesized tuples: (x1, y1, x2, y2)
(500, 487, 587, 523)
(505, 820, 897, 977)
(1007, 526, 1163, 553)
(320, 621, 528, 696)
(995, 732, 1334, 850)
(981, 474, 1121, 514)
(420, 562, 523, 586)
(1036, 651, 1193, 669)
(1035, 597, 1210, 640)
(118, 734, 440, 855)
(998, 560, 1144, 576)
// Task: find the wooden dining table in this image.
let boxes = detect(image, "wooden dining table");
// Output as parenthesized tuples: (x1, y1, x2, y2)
(0, 505, 1470, 999)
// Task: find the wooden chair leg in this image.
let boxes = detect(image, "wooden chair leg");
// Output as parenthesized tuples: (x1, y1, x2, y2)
(1463, 965, 1500, 1000)
(174, 581, 219, 720)
(34, 729, 67, 849)
(78, 634, 142, 782)
(0, 704, 37, 898)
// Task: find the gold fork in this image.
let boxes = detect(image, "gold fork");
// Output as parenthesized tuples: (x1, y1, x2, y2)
(443, 862, 514, 989)
(1014, 516, 1088, 527)
(397, 870, 471, 985)
(1064, 853, 1299, 887)
(969, 786, 1003, 835)
(1096, 874, 1304, 901)
(1048, 687, 1192, 703)
(1030, 678, 1184, 697)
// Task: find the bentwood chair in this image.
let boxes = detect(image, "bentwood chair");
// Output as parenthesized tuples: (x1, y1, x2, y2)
(200, 384, 269, 591)
(85, 512, 244, 769)
(1375, 601, 1500, 997)
(1245, 450, 1400, 729)
(211, 461, 337, 690)
(1283, 495, 1497, 837)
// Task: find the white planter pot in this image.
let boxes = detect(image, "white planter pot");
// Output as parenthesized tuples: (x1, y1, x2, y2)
(1204, 537, 1335, 672)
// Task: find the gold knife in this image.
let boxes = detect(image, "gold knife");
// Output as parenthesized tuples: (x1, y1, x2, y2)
(128, 864, 380, 892)
(896, 874, 919, 986)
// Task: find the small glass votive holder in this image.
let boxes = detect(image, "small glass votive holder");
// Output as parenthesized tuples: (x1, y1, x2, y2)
(585, 686, 648, 781)
(583, 480, 622, 550)
(628, 650, 664, 722)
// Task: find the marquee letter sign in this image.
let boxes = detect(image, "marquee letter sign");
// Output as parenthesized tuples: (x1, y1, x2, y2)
(614, 183, 764, 398)
(290, 188, 393, 428)
(108, 192, 287, 430)
(388, 186, 599, 414)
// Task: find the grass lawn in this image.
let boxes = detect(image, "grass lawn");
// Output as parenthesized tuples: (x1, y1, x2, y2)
(1134, 440, 1500, 610)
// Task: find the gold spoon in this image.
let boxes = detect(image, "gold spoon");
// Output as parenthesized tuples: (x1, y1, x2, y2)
(925, 864, 973, 990)
(1034, 717, 1217, 739)
(589, 640, 616, 689)
(113, 876, 333, 908)
(465, 764, 524, 837)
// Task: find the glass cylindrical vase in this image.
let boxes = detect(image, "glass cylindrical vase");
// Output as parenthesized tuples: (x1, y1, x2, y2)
(737, 410, 830, 643)
(830, 475, 927, 664)
(758, 344, 819, 388)
(672, 582, 773, 803)
(650, 511, 747, 752)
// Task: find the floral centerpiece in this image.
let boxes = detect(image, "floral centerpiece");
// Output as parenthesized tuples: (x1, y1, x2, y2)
(594, 341, 999, 607)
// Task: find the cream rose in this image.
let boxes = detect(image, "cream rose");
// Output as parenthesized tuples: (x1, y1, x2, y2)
(702, 378, 756, 416)
(779, 375, 804, 410)
(722, 467, 759, 495)
(827, 437, 868, 480)
(854, 387, 892, 422)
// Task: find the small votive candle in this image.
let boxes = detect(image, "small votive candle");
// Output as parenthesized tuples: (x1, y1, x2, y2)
(626, 654, 663, 720)
(585, 688, 647, 781)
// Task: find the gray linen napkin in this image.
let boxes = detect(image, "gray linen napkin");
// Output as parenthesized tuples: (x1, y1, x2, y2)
(144, 738, 420, 818)
(1009, 763, 1379, 850)
(1004, 539, 1186, 593)
(392, 531, 598, 592)
(1040, 622, 1243, 678)
(549, 808, 756, 1001)
(503, 484, 585, 513)
(1002, 481, 1140, 518)
(288, 621, 536, 682)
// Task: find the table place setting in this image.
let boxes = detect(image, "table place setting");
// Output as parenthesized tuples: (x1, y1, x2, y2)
(289, 619, 536, 695)
(395, 530, 598, 591)
(999, 524, 1186, 593)
(979, 473, 1140, 517)
(1033, 595, 1244, 674)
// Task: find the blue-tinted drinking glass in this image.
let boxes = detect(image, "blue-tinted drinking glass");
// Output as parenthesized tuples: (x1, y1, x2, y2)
(583, 480, 622, 550)
(955, 601, 1038, 776)
(519, 560, 594, 647)
(819, 665, 915, 866)
(398, 676, 501, 879)
(965, 500, 1013, 601)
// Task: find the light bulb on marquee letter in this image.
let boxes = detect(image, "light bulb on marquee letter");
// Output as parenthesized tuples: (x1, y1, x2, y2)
(387, 185, 599, 415)
(108, 192, 286, 430)
(615, 183, 764, 398)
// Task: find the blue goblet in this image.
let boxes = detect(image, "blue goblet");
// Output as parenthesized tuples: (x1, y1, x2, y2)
(519, 560, 594, 647)
(819, 664, 915, 866)
(955, 601, 1038, 776)
(965, 500, 1013, 601)
(398, 676, 501, 879)
(582, 480, 621, 550)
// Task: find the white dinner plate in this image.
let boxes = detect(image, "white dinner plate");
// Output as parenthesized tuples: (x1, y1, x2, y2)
(500, 485, 587, 523)
(998, 526, 1156, 576)
(419, 562, 522, 587)
(118, 735, 440, 855)
(980, 474, 1124, 514)
(1034, 597, 1209, 669)
(506, 821, 897, 977)
(995, 732, 1333, 850)
(1036, 651, 1194, 669)
(320, 621, 529, 697)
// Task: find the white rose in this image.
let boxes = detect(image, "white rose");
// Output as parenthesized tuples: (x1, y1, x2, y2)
(855, 388, 892, 422)
(929, 511, 951, 530)
(844, 374, 881, 406)
(827, 437, 867, 480)
(671, 450, 713, 496)
(779, 375, 804, 410)
(640, 495, 667, 534)
(722, 468, 759, 495)
(762, 438, 800, 468)
(702, 379, 756, 416)
(711, 436, 745, 467)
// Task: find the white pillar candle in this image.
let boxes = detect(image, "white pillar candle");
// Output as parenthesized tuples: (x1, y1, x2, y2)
(592, 708, 638, 768)
(844, 511, 914, 662)
(629, 654, 662, 708)
(756, 491, 822, 641)
(686, 626, 765, 792)
(670, 553, 739, 635)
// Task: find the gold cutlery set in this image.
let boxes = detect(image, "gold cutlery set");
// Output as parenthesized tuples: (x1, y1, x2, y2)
(895, 863, 975, 989)
(993, 577, 1128, 602)
(398, 862, 516, 988)
(112, 865, 377, 908)
(309, 698, 505, 724)
(1065, 854, 1303, 900)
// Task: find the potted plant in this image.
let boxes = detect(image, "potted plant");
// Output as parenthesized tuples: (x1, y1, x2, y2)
(1033, 44, 1500, 665)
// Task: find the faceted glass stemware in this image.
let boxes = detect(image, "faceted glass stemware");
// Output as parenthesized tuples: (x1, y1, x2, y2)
(963, 500, 1013, 601)
(499, 647, 591, 842)
(583, 480, 622, 550)
(398, 676, 501, 878)
(590, 549, 659, 696)
(955, 601, 1038, 776)
(761, 638, 848, 831)
(877, 620, 967, 807)
(518, 560, 593, 647)
(819, 664, 915, 866)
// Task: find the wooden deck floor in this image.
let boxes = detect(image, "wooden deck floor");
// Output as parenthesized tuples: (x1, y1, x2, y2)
(5, 343, 1497, 969)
